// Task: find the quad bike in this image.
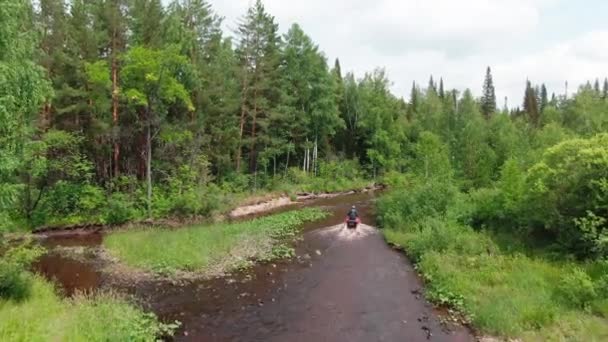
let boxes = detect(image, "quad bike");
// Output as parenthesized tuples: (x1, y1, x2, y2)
(345, 217, 361, 229)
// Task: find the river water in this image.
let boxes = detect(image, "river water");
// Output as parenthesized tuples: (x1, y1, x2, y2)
(33, 191, 473, 342)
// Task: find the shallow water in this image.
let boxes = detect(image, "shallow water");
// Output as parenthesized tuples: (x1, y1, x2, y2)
(33, 190, 473, 341)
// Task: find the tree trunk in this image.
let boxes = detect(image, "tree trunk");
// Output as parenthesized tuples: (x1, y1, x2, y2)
(285, 144, 290, 177)
(249, 89, 258, 173)
(146, 107, 152, 219)
(111, 27, 120, 179)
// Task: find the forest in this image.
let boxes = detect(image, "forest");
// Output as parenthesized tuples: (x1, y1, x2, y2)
(1, 0, 607, 340)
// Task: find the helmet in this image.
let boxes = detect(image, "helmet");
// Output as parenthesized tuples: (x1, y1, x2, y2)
(352, 205, 356, 209)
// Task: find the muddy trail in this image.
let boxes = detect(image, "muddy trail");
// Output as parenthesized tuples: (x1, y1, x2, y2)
(33, 192, 473, 342)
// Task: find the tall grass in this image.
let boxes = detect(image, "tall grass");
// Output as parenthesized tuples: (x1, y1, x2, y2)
(378, 182, 608, 341)
(104, 208, 327, 275)
(0, 276, 170, 341)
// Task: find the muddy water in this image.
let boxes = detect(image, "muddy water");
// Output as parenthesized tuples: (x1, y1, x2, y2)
(33, 192, 473, 342)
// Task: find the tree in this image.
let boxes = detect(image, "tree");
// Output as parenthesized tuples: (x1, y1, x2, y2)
(129, 0, 165, 48)
(408, 81, 419, 121)
(481, 66, 496, 120)
(427, 75, 436, 95)
(235, 0, 281, 174)
(94, 0, 128, 178)
(278, 23, 341, 174)
(438, 77, 445, 99)
(37, 0, 68, 130)
(593, 78, 600, 94)
(0, 0, 50, 230)
(523, 80, 540, 127)
(121, 46, 194, 218)
(540, 83, 548, 113)
(603, 78, 608, 100)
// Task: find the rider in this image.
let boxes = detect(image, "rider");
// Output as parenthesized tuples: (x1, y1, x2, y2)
(347, 205, 359, 221)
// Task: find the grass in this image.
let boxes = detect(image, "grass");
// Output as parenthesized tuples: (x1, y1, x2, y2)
(384, 225, 608, 341)
(104, 208, 327, 275)
(0, 275, 173, 341)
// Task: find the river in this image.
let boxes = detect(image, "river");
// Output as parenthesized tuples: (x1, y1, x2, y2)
(33, 191, 473, 342)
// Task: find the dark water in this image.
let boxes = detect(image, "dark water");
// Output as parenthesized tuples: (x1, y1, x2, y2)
(33, 191, 473, 342)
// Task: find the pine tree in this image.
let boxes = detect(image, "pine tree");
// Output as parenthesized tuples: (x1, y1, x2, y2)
(438, 77, 445, 99)
(480, 66, 496, 120)
(540, 83, 548, 113)
(594, 78, 600, 94)
(428, 75, 436, 95)
(408, 81, 418, 121)
(93, 0, 128, 178)
(523, 80, 540, 127)
(236, 0, 282, 173)
(603, 78, 608, 100)
(129, 0, 165, 48)
(37, 0, 68, 130)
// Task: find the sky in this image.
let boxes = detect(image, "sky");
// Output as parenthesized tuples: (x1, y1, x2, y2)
(176, 0, 608, 107)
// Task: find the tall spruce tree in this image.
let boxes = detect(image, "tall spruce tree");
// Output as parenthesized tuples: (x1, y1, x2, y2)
(428, 75, 436, 95)
(523, 80, 540, 126)
(603, 78, 608, 100)
(408, 81, 419, 121)
(540, 83, 548, 113)
(129, 0, 165, 48)
(438, 77, 445, 99)
(481, 66, 496, 120)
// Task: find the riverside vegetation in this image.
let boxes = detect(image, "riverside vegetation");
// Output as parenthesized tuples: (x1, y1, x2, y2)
(1, 0, 608, 340)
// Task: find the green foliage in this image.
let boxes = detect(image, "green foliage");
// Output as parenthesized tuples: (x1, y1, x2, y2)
(381, 187, 608, 339)
(0, 242, 44, 301)
(32, 181, 106, 227)
(525, 134, 608, 258)
(556, 268, 598, 310)
(377, 177, 457, 228)
(0, 276, 174, 341)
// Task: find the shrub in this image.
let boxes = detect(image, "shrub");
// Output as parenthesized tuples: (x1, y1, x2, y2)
(555, 268, 597, 310)
(33, 181, 106, 226)
(103, 192, 139, 225)
(0, 242, 44, 301)
(377, 178, 458, 228)
(524, 134, 608, 258)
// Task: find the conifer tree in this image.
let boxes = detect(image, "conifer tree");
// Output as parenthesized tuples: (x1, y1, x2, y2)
(523, 80, 540, 126)
(480, 66, 496, 120)
(438, 77, 445, 99)
(540, 83, 548, 113)
(236, 0, 281, 173)
(428, 75, 436, 95)
(129, 0, 165, 48)
(408, 81, 419, 121)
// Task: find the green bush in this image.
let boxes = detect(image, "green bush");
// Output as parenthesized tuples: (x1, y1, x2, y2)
(384, 217, 495, 262)
(555, 268, 597, 310)
(377, 178, 457, 228)
(103, 192, 139, 225)
(0, 242, 44, 301)
(524, 134, 608, 258)
(32, 181, 106, 227)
